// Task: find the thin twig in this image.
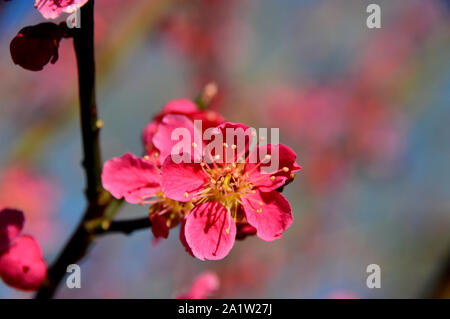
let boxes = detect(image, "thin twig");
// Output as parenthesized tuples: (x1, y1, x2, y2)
(35, 1, 115, 299)
(424, 244, 450, 298)
(94, 217, 152, 236)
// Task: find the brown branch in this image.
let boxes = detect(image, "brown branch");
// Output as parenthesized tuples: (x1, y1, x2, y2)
(424, 244, 450, 298)
(94, 217, 152, 236)
(34, 0, 114, 299)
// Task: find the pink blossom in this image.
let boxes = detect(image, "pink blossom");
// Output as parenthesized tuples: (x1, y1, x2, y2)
(0, 208, 46, 291)
(176, 272, 219, 299)
(102, 101, 299, 258)
(35, 0, 89, 19)
(161, 122, 301, 260)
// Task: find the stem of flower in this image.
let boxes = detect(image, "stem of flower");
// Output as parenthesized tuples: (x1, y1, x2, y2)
(424, 245, 450, 298)
(94, 217, 153, 236)
(34, 0, 122, 299)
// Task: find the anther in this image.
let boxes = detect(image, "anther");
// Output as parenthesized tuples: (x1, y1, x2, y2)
(270, 176, 276, 181)
(192, 142, 198, 148)
(282, 167, 289, 172)
(184, 192, 189, 198)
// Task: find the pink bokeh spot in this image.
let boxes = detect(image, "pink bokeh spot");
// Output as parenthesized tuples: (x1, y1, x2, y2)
(0, 165, 60, 248)
(177, 272, 220, 299)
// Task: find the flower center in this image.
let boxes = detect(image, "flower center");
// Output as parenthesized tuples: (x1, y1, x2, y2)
(191, 160, 254, 221)
(149, 192, 193, 228)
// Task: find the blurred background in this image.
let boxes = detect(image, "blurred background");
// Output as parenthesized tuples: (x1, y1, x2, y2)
(0, 0, 449, 298)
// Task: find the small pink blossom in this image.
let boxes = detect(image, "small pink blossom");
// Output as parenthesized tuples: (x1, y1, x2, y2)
(0, 208, 47, 291)
(102, 100, 300, 259)
(35, 0, 89, 20)
(176, 272, 220, 299)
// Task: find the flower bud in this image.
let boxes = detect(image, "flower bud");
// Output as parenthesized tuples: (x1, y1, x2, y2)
(10, 23, 64, 71)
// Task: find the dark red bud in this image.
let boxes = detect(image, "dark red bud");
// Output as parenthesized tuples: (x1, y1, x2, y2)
(10, 23, 64, 71)
(236, 223, 257, 240)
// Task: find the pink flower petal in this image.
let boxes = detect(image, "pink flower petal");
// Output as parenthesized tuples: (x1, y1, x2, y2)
(152, 114, 203, 164)
(157, 99, 199, 119)
(142, 121, 158, 153)
(35, 0, 89, 20)
(192, 110, 225, 131)
(247, 144, 302, 191)
(185, 202, 236, 261)
(101, 153, 160, 204)
(161, 158, 207, 202)
(0, 209, 24, 252)
(242, 191, 293, 242)
(213, 122, 253, 163)
(179, 219, 194, 257)
(176, 272, 220, 299)
(0, 235, 46, 291)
